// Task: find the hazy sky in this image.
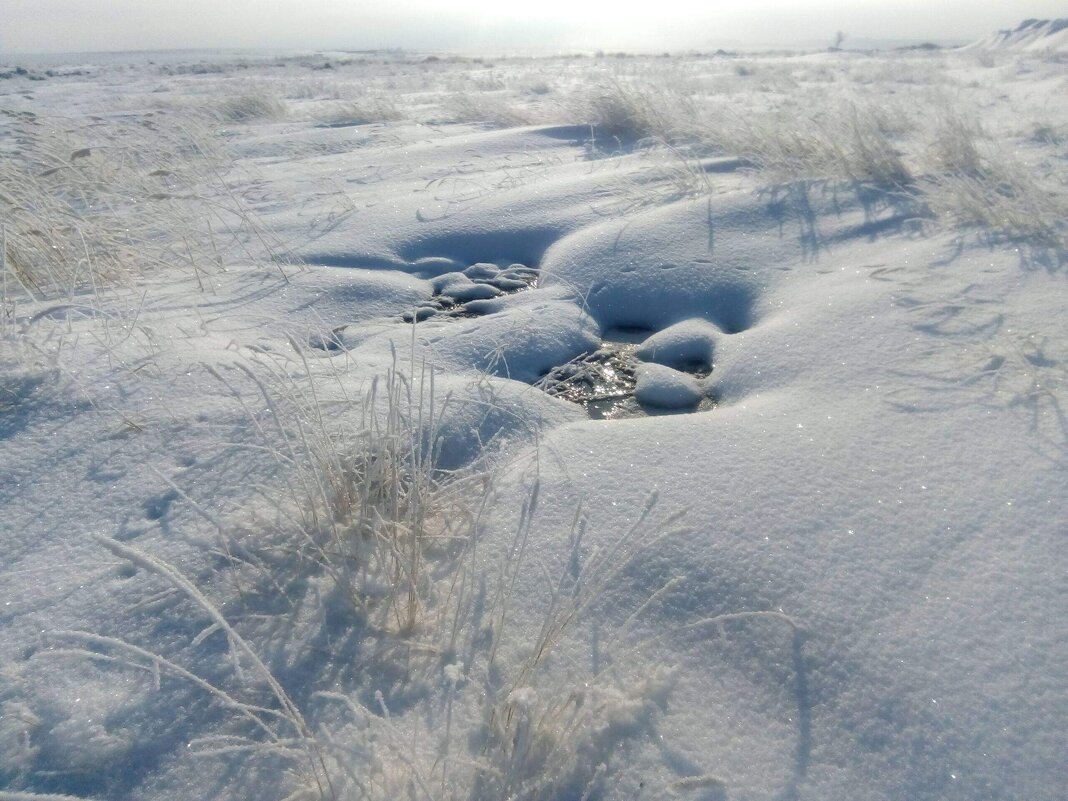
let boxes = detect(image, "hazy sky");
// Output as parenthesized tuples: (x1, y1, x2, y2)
(2, 0, 1065, 54)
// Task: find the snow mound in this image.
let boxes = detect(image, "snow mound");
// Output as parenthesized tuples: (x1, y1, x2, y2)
(540, 198, 765, 333)
(963, 18, 1068, 52)
(415, 373, 586, 470)
(439, 278, 502, 303)
(344, 291, 601, 384)
(635, 318, 719, 373)
(633, 362, 705, 409)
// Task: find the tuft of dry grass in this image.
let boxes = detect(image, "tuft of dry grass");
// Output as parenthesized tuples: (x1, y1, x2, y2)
(444, 92, 533, 129)
(701, 102, 913, 191)
(921, 109, 1067, 247)
(311, 96, 404, 127)
(570, 75, 696, 144)
(214, 92, 288, 123)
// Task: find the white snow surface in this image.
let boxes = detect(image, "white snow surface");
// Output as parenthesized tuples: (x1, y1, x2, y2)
(0, 43, 1066, 801)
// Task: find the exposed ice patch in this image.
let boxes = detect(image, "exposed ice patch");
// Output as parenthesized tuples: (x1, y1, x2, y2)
(536, 341, 640, 420)
(536, 326, 713, 419)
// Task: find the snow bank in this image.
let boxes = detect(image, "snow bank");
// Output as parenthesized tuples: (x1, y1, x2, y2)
(540, 195, 770, 333)
(962, 18, 1068, 53)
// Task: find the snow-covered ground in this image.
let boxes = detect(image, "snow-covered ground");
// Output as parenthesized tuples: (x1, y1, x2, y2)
(1, 42, 1065, 801)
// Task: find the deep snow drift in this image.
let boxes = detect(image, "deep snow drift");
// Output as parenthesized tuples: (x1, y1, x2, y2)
(0, 38, 1066, 801)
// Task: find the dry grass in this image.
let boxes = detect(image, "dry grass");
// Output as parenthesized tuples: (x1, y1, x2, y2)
(311, 97, 404, 127)
(0, 111, 291, 297)
(214, 92, 288, 123)
(570, 75, 696, 144)
(921, 109, 1067, 247)
(444, 92, 534, 129)
(562, 68, 1063, 249)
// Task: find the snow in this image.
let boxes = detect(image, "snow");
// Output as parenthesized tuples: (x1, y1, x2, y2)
(634, 318, 718, 372)
(0, 35, 1066, 801)
(632, 363, 704, 409)
(963, 18, 1068, 53)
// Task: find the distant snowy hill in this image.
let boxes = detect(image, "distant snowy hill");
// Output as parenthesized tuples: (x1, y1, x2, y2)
(963, 18, 1068, 52)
